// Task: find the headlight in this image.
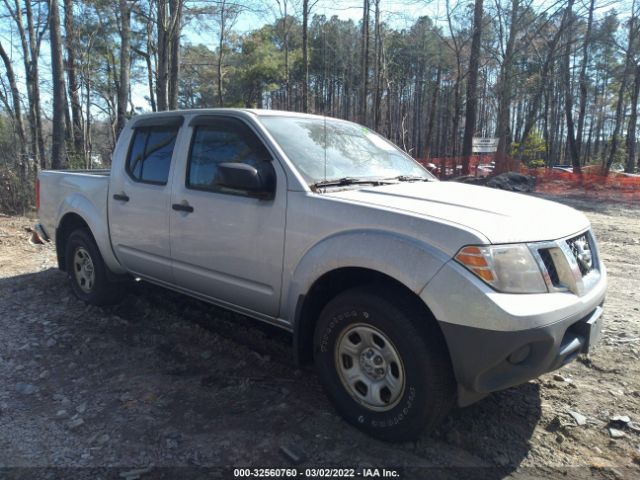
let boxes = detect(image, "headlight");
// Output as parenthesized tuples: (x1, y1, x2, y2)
(455, 244, 547, 293)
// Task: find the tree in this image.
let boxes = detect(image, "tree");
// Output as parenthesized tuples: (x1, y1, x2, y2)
(626, 63, 640, 173)
(360, 0, 370, 123)
(607, 12, 639, 172)
(168, 0, 183, 109)
(561, 0, 580, 173)
(50, 0, 68, 169)
(156, 0, 183, 110)
(302, 0, 319, 112)
(3, 0, 48, 167)
(116, 0, 131, 135)
(493, 0, 521, 174)
(461, 0, 484, 175)
(213, 0, 242, 107)
(0, 41, 26, 156)
(576, 0, 595, 161)
(63, 0, 84, 157)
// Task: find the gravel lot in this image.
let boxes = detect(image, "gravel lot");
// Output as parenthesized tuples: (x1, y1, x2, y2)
(0, 195, 639, 479)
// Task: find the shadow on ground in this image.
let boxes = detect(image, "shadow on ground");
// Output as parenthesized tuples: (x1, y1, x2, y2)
(0, 268, 542, 478)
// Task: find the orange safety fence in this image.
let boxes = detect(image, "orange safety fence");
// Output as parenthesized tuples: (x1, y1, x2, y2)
(526, 169, 640, 203)
(415, 157, 640, 203)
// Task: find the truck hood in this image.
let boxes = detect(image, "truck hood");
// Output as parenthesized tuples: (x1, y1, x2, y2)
(325, 181, 590, 244)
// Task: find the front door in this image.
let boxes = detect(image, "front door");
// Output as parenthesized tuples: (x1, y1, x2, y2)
(169, 115, 286, 318)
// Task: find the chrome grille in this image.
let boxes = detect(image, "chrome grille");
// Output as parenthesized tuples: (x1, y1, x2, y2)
(566, 233, 595, 276)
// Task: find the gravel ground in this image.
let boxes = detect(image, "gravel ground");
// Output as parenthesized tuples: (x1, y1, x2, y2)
(0, 195, 639, 479)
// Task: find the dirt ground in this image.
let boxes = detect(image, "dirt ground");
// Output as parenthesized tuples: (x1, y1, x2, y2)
(0, 195, 639, 479)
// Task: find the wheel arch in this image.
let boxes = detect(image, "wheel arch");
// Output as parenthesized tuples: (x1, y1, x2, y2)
(292, 266, 450, 367)
(55, 209, 126, 277)
(56, 212, 93, 272)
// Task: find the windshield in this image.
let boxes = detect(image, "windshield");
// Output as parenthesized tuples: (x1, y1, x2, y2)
(259, 116, 435, 185)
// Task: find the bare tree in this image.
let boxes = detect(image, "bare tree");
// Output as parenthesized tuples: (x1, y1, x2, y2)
(494, 0, 521, 174)
(4, 0, 48, 167)
(461, 0, 484, 175)
(63, 0, 84, 157)
(168, 0, 183, 109)
(214, 0, 240, 107)
(561, 0, 580, 173)
(50, 0, 68, 169)
(627, 63, 640, 173)
(116, 0, 131, 135)
(360, 0, 370, 124)
(576, 0, 595, 161)
(0, 41, 26, 154)
(607, 12, 639, 172)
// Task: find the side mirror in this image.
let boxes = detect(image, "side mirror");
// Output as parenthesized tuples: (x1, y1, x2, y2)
(215, 162, 275, 199)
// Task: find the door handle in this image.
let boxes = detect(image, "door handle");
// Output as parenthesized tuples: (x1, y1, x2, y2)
(172, 203, 194, 213)
(113, 193, 130, 202)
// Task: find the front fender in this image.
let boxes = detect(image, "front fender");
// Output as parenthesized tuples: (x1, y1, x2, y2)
(285, 229, 451, 326)
(56, 194, 126, 274)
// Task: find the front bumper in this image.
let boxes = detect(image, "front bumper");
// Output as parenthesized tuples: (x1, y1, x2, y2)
(439, 305, 603, 406)
(420, 256, 607, 407)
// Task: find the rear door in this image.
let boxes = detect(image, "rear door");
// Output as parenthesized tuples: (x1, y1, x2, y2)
(169, 115, 286, 318)
(109, 116, 182, 282)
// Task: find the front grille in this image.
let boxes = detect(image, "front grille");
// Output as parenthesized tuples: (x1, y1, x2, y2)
(538, 249, 560, 285)
(566, 233, 595, 276)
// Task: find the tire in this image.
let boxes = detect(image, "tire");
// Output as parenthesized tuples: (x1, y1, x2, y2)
(313, 286, 455, 441)
(64, 229, 124, 306)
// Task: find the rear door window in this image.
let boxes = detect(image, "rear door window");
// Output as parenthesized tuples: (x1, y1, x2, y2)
(126, 127, 179, 185)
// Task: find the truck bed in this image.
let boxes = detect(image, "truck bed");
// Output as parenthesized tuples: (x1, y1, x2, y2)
(38, 169, 112, 246)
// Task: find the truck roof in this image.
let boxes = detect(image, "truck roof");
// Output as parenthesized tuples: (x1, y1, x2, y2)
(129, 108, 331, 122)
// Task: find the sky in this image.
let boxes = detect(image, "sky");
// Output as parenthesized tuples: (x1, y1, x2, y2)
(0, 0, 628, 114)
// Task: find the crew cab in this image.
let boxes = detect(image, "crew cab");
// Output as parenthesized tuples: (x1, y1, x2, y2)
(36, 109, 607, 441)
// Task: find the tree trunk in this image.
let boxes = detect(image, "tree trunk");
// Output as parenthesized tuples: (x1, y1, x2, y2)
(424, 66, 441, 160)
(10, 0, 46, 167)
(302, 0, 309, 112)
(360, 0, 370, 124)
(145, 13, 157, 112)
(0, 40, 26, 153)
(50, 0, 67, 169)
(576, 0, 595, 160)
(63, 0, 84, 157)
(461, 0, 484, 175)
(156, 0, 169, 111)
(168, 0, 182, 109)
(373, 0, 382, 130)
(494, 0, 519, 174)
(607, 16, 638, 172)
(116, 0, 130, 135)
(217, 0, 226, 107)
(561, 0, 581, 173)
(625, 63, 640, 173)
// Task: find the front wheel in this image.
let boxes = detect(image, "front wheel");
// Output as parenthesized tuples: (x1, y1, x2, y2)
(313, 286, 455, 441)
(65, 229, 124, 305)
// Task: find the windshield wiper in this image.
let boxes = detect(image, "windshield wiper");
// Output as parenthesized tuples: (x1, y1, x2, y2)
(311, 177, 395, 189)
(388, 175, 431, 182)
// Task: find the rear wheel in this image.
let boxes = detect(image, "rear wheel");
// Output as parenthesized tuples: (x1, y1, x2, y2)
(313, 286, 455, 441)
(65, 229, 124, 305)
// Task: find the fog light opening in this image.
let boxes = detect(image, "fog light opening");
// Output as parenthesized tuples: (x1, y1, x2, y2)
(508, 344, 532, 365)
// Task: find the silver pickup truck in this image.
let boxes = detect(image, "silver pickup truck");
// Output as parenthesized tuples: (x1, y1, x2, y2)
(37, 109, 607, 441)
